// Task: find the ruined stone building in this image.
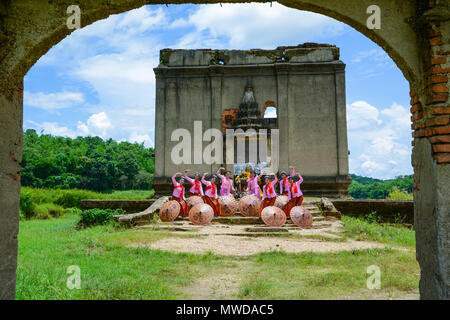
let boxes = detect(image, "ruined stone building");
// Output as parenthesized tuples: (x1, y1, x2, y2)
(153, 44, 351, 197)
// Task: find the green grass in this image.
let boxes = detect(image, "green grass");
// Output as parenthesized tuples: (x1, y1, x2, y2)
(17, 213, 420, 300)
(21, 187, 154, 208)
(16, 213, 224, 299)
(19, 187, 155, 219)
(342, 215, 415, 247)
(239, 248, 419, 299)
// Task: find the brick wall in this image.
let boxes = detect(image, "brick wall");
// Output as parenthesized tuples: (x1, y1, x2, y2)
(221, 109, 237, 133)
(411, 1, 450, 168)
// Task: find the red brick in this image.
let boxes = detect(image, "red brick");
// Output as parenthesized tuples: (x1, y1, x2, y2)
(429, 135, 450, 144)
(410, 104, 422, 113)
(413, 129, 426, 138)
(432, 126, 450, 135)
(429, 28, 440, 38)
(434, 153, 450, 164)
(433, 145, 450, 153)
(431, 107, 450, 115)
(428, 75, 448, 84)
(431, 57, 447, 65)
(436, 50, 450, 55)
(430, 37, 443, 46)
(432, 84, 449, 93)
(427, 94, 449, 104)
(412, 95, 420, 104)
(429, 66, 450, 75)
(425, 117, 450, 127)
(413, 112, 424, 121)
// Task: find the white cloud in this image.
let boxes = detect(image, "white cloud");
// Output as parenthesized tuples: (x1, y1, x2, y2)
(172, 3, 346, 49)
(129, 132, 154, 147)
(87, 111, 111, 130)
(24, 91, 84, 111)
(347, 101, 412, 179)
(350, 48, 395, 78)
(347, 100, 382, 130)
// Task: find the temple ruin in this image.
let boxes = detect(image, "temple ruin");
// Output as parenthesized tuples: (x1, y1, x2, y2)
(153, 44, 352, 197)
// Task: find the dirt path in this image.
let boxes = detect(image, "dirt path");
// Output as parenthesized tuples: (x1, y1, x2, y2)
(142, 235, 385, 256)
(184, 272, 242, 299)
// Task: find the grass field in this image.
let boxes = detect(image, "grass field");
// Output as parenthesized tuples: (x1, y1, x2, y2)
(16, 212, 419, 300)
(19, 187, 155, 219)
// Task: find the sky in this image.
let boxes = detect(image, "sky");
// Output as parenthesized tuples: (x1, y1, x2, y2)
(23, 3, 413, 180)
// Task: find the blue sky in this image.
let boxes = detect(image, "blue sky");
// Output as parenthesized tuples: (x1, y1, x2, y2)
(23, 3, 412, 179)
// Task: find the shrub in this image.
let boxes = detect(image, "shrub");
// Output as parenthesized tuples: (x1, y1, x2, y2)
(388, 187, 413, 200)
(26, 203, 65, 219)
(79, 208, 124, 227)
(362, 211, 381, 224)
(20, 191, 36, 218)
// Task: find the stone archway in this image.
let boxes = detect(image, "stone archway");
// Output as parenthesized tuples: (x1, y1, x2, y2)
(0, 0, 448, 300)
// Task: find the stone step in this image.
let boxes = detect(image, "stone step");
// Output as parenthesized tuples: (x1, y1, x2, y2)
(174, 215, 326, 225)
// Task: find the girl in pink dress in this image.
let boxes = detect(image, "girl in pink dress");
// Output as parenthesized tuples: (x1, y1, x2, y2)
(246, 170, 263, 199)
(284, 171, 304, 217)
(279, 166, 296, 196)
(171, 172, 187, 216)
(201, 173, 220, 216)
(216, 167, 236, 197)
(259, 173, 278, 215)
(184, 170, 204, 197)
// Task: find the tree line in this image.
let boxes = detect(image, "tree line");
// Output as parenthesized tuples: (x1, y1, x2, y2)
(348, 174, 413, 199)
(20, 129, 154, 191)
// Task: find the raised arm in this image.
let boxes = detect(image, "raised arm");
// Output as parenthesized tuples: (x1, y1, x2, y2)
(172, 173, 180, 186)
(201, 175, 210, 186)
(297, 173, 304, 185)
(272, 174, 278, 185)
(289, 166, 296, 177)
(184, 170, 194, 183)
(216, 167, 225, 180)
(257, 170, 264, 180)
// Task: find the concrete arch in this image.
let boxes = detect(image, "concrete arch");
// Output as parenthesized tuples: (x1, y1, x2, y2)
(1, 0, 422, 97)
(0, 0, 449, 300)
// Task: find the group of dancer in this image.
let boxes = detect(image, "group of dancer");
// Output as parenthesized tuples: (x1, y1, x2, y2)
(171, 166, 304, 218)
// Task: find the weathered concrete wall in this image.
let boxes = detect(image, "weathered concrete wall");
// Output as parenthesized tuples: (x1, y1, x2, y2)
(154, 46, 350, 196)
(0, 86, 22, 300)
(332, 199, 414, 224)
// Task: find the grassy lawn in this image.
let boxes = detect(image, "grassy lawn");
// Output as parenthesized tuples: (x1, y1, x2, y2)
(342, 216, 415, 248)
(16, 213, 419, 300)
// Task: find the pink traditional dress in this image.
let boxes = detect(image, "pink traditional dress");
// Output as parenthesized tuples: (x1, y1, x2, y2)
(218, 174, 234, 197)
(259, 176, 278, 215)
(184, 173, 204, 196)
(280, 168, 295, 195)
(201, 177, 220, 216)
(247, 176, 261, 199)
(201, 178, 218, 199)
(171, 174, 187, 216)
(284, 174, 304, 217)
